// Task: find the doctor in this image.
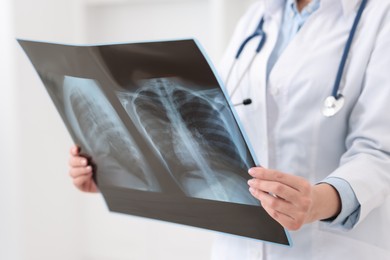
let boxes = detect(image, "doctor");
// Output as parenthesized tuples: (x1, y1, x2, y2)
(68, 0, 390, 259)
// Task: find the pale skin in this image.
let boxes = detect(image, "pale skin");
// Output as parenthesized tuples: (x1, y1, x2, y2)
(68, 0, 341, 231)
(297, 0, 313, 12)
(68, 146, 98, 193)
(247, 168, 341, 231)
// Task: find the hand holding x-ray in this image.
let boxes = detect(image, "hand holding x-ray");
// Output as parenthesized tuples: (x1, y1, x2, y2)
(68, 145, 98, 193)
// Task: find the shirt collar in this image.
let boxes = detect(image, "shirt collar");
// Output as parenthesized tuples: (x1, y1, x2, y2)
(286, 0, 321, 17)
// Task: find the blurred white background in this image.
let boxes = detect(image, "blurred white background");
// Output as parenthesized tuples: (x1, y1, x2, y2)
(0, 0, 256, 259)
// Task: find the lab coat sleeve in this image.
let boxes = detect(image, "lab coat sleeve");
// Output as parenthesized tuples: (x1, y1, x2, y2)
(327, 12, 390, 228)
(320, 177, 361, 230)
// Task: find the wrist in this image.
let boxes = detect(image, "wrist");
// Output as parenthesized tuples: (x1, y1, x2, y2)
(307, 183, 341, 223)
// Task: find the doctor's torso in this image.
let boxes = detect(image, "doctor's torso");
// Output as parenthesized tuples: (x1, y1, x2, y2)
(213, 0, 390, 259)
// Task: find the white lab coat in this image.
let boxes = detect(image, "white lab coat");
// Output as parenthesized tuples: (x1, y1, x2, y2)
(212, 0, 390, 259)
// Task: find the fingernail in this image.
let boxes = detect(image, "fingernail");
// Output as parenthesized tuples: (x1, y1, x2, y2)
(81, 159, 87, 165)
(86, 166, 92, 171)
(247, 179, 254, 185)
(248, 168, 255, 175)
(249, 187, 255, 193)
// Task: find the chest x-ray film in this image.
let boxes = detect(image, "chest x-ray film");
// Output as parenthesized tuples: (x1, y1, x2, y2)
(18, 39, 290, 245)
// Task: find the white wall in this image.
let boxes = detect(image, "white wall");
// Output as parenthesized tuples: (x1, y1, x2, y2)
(0, 1, 21, 259)
(2, 0, 256, 259)
(83, 0, 254, 61)
(12, 1, 86, 259)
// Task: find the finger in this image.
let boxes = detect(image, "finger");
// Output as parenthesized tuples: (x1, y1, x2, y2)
(248, 167, 310, 193)
(69, 165, 93, 178)
(261, 205, 303, 231)
(249, 187, 296, 218)
(248, 178, 300, 202)
(70, 145, 80, 156)
(73, 173, 93, 189)
(249, 188, 302, 230)
(68, 156, 88, 167)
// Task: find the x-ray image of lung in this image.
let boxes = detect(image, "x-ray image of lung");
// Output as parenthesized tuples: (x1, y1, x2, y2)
(19, 39, 290, 245)
(116, 78, 259, 206)
(62, 76, 161, 192)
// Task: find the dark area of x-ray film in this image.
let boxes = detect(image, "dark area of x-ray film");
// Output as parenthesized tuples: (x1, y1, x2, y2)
(53, 74, 258, 206)
(18, 39, 289, 245)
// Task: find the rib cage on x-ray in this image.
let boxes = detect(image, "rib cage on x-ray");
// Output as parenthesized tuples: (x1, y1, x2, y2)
(62, 76, 161, 192)
(116, 78, 259, 206)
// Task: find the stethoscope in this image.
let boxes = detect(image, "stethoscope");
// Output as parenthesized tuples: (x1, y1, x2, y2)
(226, 0, 368, 117)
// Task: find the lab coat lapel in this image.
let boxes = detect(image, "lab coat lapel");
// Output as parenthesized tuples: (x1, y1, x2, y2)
(321, 0, 361, 15)
(264, 0, 285, 19)
(340, 0, 362, 15)
(250, 0, 284, 168)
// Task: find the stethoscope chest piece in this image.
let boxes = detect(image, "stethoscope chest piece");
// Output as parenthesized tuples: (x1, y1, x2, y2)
(322, 95, 345, 117)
